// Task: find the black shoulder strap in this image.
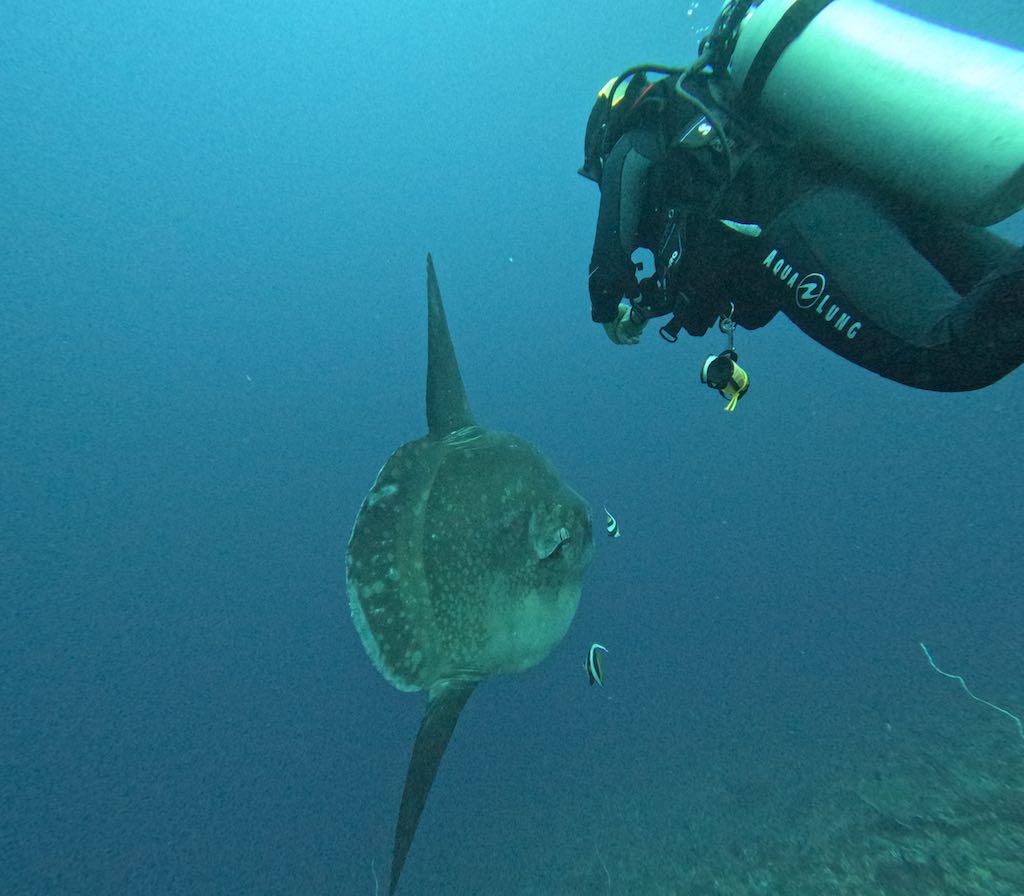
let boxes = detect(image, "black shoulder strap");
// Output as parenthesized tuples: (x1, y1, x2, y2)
(740, 0, 837, 115)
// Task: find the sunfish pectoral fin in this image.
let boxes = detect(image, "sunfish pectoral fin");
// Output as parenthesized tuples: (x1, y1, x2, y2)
(389, 678, 479, 895)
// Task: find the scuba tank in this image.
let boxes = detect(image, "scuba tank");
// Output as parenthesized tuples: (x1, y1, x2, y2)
(713, 0, 1024, 225)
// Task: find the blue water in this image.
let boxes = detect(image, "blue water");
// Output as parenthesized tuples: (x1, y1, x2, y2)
(4, 1, 1024, 894)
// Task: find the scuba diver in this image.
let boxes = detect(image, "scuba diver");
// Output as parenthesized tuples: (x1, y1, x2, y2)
(580, 0, 1024, 402)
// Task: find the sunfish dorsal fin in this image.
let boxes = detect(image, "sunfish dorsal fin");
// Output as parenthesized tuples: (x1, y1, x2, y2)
(426, 254, 476, 437)
(389, 679, 478, 895)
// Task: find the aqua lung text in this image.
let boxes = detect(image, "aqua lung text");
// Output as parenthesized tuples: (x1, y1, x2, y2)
(762, 249, 862, 339)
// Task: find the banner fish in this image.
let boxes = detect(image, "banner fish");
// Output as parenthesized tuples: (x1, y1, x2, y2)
(584, 643, 609, 686)
(603, 506, 621, 538)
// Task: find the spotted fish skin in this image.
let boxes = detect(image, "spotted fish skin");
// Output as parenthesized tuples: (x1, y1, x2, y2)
(347, 428, 591, 691)
(345, 255, 593, 895)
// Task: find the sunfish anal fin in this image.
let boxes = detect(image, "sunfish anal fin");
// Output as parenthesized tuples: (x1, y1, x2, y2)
(388, 678, 478, 895)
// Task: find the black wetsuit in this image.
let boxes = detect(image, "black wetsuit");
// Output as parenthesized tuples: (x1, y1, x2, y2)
(587, 88, 1024, 392)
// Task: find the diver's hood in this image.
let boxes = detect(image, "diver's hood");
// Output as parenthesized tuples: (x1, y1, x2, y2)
(578, 71, 651, 184)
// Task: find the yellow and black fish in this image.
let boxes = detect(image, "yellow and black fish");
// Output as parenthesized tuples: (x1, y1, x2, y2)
(584, 643, 609, 686)
(603, 506, 621, 538)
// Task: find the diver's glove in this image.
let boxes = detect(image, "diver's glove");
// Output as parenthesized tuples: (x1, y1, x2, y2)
(602, 300, 647, 345)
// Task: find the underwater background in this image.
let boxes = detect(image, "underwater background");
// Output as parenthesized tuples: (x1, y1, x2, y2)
(3, 1, 1024, 893)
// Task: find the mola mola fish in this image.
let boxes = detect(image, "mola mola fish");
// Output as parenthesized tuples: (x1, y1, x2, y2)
(347, 255, 593, 894)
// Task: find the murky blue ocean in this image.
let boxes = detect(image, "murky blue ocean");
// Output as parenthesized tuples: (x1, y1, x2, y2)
(4, 1, 1023, 893)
